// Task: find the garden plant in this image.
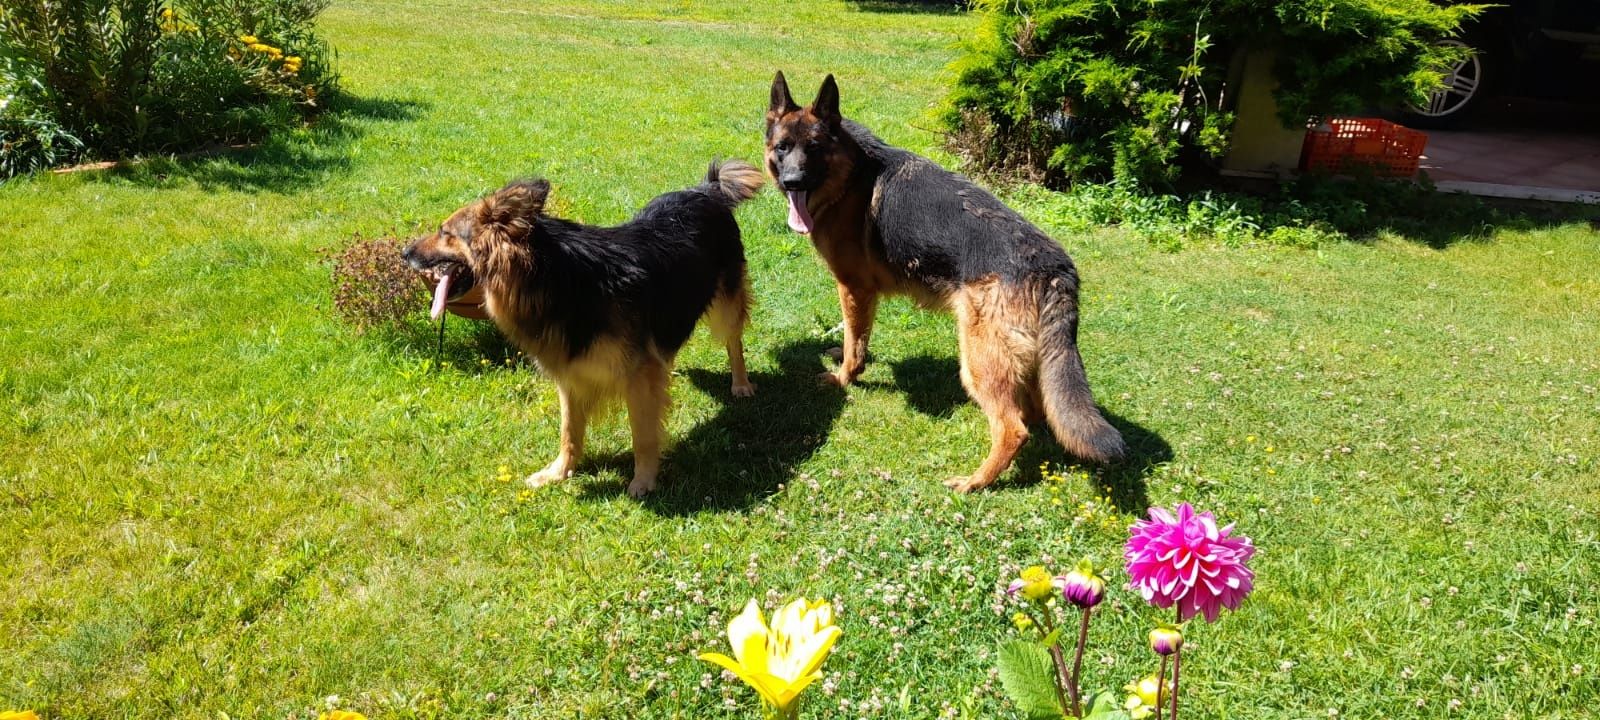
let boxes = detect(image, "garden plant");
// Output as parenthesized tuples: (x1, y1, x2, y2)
(0, 0, 338, 178)
(945, 0, 1481, 185)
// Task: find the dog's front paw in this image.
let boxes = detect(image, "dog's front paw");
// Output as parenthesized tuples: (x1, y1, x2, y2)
(816, 370, 849, 387)
(525, 463, 572, 488)
(943, 475, 992, 494)
(731, 380, 757, 398)
(626, 475, 658, 498)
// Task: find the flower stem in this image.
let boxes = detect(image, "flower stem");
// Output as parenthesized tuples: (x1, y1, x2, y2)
(1032, 607, 1074, 718)
(1155, 655, 1169, 720)
(1023, 607, 1051, 641)
(1170, 608, 1182, 720)
(1068, 608, 1090, 717)
(1048, 641, 1074, 718)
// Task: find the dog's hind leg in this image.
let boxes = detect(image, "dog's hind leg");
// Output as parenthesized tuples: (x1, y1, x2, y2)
(527, 381, 593, 488)
(944, 282, 1031, 493)
(707, 276, 756, 398)
(625, 356, 672, 498)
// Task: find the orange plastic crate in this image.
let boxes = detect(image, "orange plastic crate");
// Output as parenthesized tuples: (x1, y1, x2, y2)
(1300, 118, 1428, 178)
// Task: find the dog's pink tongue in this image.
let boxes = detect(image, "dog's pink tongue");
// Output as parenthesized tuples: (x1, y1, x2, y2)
(785, 190, 813, 234)
(429, 274, 451, 321)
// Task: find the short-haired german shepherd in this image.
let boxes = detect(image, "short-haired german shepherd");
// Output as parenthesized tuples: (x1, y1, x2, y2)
(765, 72, 1125, 492)
(403, 160, 764, 497)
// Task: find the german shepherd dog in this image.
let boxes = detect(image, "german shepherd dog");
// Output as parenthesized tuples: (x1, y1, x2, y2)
(765, 72, 1126, 492)
(403, 160, 764, 497)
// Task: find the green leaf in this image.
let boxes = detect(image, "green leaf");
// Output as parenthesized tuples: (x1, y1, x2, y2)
(997, 640, 1066, 720)
(1041, 626, 1065, 648)
(1081, 689, 1130, 720)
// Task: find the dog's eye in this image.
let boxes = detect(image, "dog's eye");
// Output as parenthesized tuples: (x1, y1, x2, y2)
(775, 141, 791, 154)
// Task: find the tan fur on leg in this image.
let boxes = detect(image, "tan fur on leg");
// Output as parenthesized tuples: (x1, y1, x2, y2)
(944, 279, 1037, 493)
(624, 358, 672, 497)
(527, 381, 593, 487)
(706, 276, 756, 398)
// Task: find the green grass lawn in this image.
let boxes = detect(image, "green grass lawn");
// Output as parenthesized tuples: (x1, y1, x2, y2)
(3, 1, 1599, 718)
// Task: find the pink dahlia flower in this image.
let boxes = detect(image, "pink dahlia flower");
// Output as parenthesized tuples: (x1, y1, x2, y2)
(1124, 503, 1256, 622)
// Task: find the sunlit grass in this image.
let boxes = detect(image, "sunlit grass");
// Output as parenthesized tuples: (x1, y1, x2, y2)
(2, 1, 1597, 718)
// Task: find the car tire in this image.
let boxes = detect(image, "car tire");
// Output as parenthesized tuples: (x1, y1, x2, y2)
(1400, 39, 1492, 129)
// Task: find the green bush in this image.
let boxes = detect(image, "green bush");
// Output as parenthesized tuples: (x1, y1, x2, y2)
(2, 57, 86, 176)
(0, 0, 337, 178)
(945, 0, 1479, 187)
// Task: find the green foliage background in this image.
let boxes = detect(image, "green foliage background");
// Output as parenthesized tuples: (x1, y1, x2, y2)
(0, 0, 338, 177)
(945, 0, 1480, 186)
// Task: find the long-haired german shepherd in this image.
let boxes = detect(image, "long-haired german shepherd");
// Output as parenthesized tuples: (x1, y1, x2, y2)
(403, 160, 764, 497)
(765, 72, 1126, 492)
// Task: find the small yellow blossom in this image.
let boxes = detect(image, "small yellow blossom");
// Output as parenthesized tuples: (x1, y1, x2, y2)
(1009, 566, 1056, 603)
(319, 712, 366, 720)
(238, 34, 259, 44)
(1, 711, 42, 720)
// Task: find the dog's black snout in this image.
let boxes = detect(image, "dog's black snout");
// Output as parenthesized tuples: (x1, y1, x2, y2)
(778, 173, 807, 191)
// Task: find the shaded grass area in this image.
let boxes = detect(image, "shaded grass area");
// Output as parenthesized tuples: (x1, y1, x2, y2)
(2, 1, 1598, 719)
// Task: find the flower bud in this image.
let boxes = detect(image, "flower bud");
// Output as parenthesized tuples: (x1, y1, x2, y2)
(1007, 566, 1056, 603)
(1060, 559, 1106, 609)
(1149, 624, 1183, 656)
(1011, 612, 1034, 632)
(1122, 675, 1168, 719)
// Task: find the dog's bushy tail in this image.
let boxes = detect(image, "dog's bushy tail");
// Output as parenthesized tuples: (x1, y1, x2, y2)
(704, 158, 764, 207)
(1038, 275, 1126, 464)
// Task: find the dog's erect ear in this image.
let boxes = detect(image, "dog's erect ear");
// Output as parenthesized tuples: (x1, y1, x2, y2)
(768, 71, 799, 130)
(480, 178, 549, 228)
(811, 74, 840, 126)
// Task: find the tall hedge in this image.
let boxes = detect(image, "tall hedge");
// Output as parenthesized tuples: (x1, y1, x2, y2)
(945, 0, 1480, 187)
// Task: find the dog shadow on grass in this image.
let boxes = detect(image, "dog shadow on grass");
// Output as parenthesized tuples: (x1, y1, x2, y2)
(573, 339, 848, 515)
(884, 353, 1166, 513)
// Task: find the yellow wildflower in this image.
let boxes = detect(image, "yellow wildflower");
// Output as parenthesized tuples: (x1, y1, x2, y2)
(0, 711, 41, 720)
(246, 42, 272, 53)
(699, 598, 841, 716)
(319, 712, 366, 720)
(1008, 565, 1057, 603)
(238, 34, 259, 44)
